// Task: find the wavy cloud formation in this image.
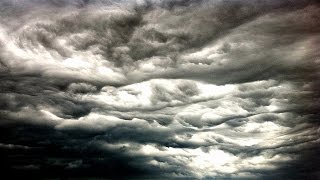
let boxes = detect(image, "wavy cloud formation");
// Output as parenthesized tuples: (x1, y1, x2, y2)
(0, 0, 320, 179)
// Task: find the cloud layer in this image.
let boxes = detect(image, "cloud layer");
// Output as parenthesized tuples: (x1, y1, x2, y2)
(0, 0, 320, 179)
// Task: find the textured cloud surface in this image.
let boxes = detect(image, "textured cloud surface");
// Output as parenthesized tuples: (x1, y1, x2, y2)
(1, 0, 320, 179)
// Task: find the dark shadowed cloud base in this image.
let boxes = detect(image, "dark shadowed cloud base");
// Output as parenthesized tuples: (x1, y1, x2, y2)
(0, 0, 320, 179)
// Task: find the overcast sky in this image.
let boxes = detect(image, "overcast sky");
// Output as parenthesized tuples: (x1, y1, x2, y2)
(0, 0, 320, 179)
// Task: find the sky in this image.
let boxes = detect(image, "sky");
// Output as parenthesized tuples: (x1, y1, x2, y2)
(0, 0, 320, 179)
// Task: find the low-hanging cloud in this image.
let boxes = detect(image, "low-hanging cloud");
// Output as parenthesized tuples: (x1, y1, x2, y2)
(0, 0, 320, 179)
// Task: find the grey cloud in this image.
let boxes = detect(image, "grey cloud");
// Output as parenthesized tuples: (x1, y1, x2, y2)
(0, 143, 31, 150)
(0, 0, 320, 179)
(67, 82, 97, 94)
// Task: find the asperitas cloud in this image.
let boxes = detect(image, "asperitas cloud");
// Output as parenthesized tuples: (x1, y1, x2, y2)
(0, 0, 319, 179)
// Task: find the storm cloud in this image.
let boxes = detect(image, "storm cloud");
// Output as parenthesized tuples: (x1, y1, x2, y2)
(0, 0, 320, 179)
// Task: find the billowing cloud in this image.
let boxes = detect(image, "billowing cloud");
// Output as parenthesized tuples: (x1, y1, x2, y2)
(0, 0, 319, 179)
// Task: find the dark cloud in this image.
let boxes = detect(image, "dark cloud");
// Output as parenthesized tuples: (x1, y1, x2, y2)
(0, 0, 320, 179)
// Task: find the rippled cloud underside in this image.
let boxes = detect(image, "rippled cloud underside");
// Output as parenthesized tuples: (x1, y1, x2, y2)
(0, 0, 320, 179)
